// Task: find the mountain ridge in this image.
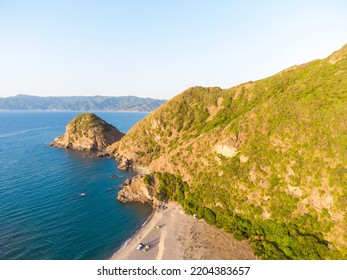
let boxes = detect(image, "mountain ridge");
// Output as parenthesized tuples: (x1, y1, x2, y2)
(111, 44, 347, 259)
(0, 95, 166, 112)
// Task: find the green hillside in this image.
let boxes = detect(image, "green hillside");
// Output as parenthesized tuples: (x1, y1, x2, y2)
(113, 45, 347, 259)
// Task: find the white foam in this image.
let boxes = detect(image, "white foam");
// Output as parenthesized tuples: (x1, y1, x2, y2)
(111, 212, 154, 257)
(0, 127, 51, 139)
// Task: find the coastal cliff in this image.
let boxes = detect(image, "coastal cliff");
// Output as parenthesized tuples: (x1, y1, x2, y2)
(50, 113, 124, 152)
(117, 175, 155, 204)
(112, 45, 347, 259)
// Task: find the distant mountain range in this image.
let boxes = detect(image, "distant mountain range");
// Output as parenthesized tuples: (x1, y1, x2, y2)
(0, 95, 166, 112)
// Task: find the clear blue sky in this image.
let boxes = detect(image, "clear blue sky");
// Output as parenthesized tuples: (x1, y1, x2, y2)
(0, 0, 346, 99)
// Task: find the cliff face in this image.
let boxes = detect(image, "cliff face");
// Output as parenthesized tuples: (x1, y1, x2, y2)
(112, 45, 347, 259)
(117, 175, 156, 204)
(50, 113, 124, 152)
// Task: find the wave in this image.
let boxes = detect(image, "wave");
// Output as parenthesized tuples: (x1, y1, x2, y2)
(115, 237, 132, 255)
(111, 212, 154, 258)
(0, 126, 51, 139)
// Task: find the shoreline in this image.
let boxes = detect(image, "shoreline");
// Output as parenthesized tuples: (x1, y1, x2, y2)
(111, 201, 257, 260)
(112, 210, 155, 257)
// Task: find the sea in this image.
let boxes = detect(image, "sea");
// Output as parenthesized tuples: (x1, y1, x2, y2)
(0, 111, 152, 260)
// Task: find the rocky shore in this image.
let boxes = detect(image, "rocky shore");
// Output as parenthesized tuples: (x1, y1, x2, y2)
(49, 113, 124, 153)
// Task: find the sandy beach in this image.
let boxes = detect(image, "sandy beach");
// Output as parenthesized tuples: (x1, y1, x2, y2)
(111, 202, 256, 260)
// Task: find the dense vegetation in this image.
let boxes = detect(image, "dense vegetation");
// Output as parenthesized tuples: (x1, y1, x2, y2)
(116, 45, 347, 259)
(149, 172, 335, 259)
(0, 95, 165, 112)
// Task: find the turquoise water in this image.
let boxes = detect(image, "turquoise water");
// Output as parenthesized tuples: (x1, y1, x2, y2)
(0, 111, 152, 260)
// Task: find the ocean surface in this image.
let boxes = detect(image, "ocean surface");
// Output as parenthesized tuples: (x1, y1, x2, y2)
(0, 111, 152, 260)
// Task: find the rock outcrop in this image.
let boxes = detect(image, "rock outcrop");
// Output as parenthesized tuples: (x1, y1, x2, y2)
(50, 113, 124, 152)
(117, 175, 155, 204)
(117, 157, 133, 170)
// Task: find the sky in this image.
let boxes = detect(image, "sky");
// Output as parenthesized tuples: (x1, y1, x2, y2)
(0, 0, 346, 100)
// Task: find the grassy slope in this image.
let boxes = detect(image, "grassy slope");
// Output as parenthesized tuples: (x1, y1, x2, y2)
(114, 45, 347, 259)
(68, 113, 115, 136)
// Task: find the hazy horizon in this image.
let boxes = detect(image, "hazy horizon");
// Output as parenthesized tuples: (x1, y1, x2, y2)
(0, 93, 167, 99)
(1, 0, 347, 99)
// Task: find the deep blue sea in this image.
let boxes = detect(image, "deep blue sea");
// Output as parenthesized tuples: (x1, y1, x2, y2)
(0, 111, 152, 260)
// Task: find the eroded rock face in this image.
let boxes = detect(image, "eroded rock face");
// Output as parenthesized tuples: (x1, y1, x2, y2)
(49, 113, 124, 152)
(117, 175, 154, 204)
(117, 157, 133, 170)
